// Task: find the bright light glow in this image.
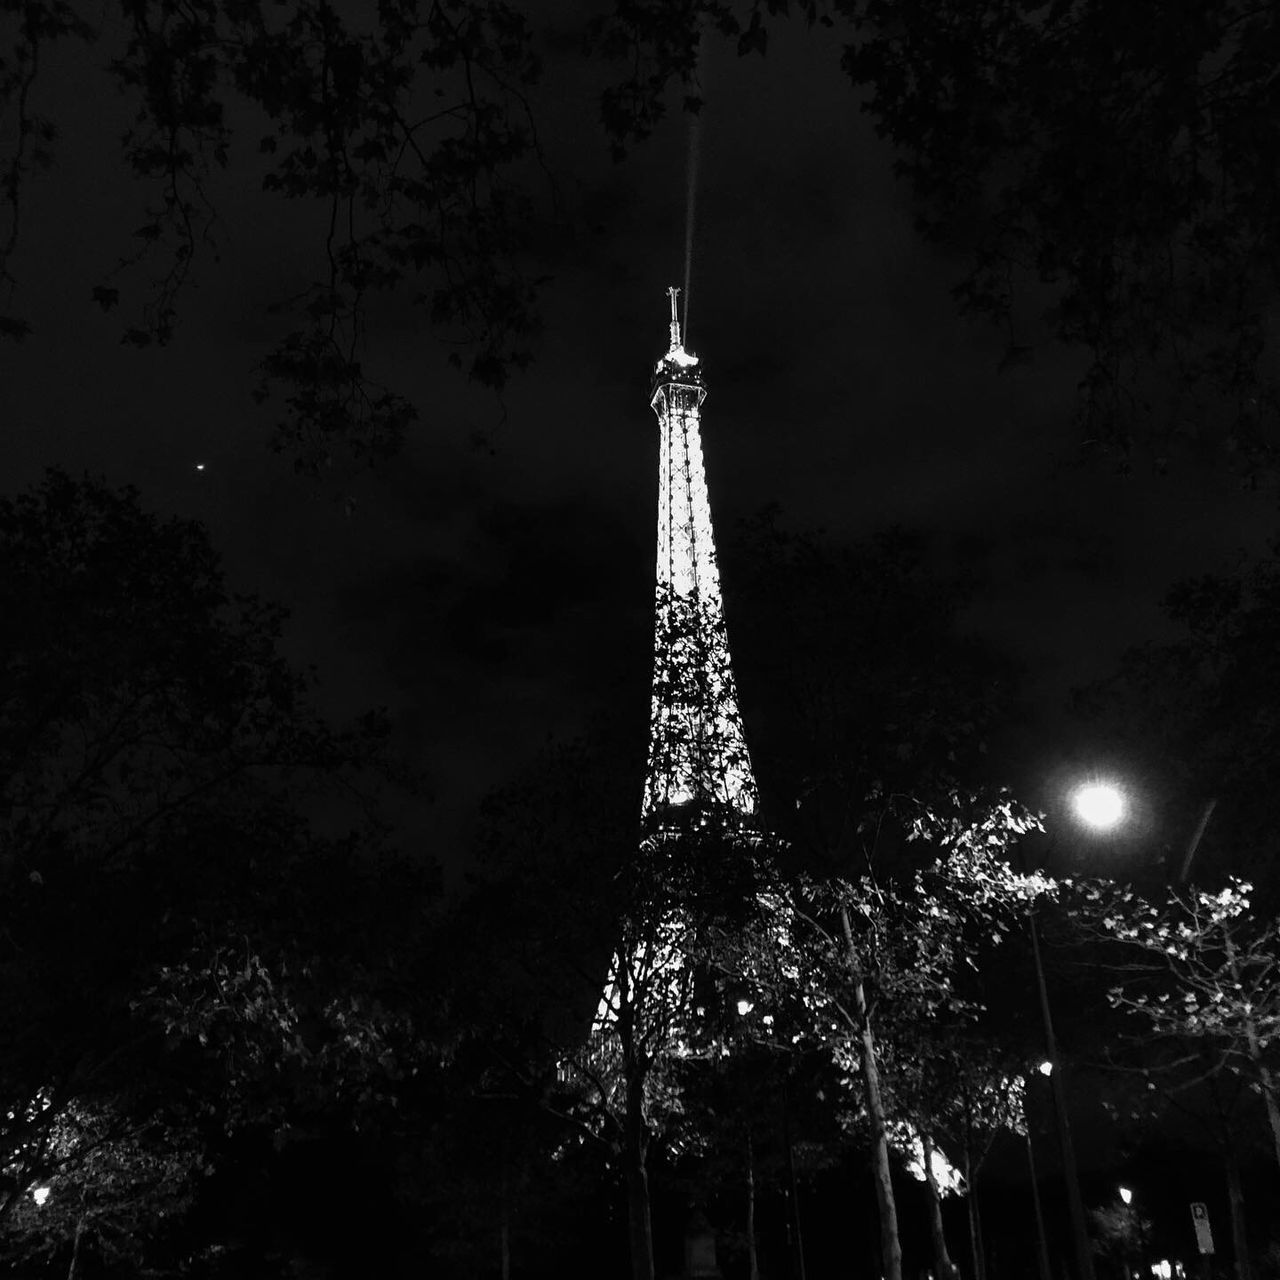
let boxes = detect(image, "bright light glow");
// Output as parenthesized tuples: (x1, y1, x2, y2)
(1150, 1262, 1172, 1280)
(195, 463, 206, 471)
(32, 1186, 49, 1206)
(655, 344, 700, 372)
(1038, 1060, 1054, 1077)
(736, 998, 754, 1016)
(1119, 1186, 1133, 1205)
(1071, 782, 1125, 831)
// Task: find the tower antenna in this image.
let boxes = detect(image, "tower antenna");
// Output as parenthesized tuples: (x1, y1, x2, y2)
(667, 285, 682, 349)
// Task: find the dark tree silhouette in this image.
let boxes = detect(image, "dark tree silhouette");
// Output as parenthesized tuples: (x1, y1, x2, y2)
(0, 470, 431, 1274)
(1, 2, 544, 470)
(598, 0, 1280, 474)
(8, 3, 1277, 472)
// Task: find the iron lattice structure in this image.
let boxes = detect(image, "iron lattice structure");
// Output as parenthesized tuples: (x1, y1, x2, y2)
(562, 289, 773, 1160)
(642, 287, 758, 831)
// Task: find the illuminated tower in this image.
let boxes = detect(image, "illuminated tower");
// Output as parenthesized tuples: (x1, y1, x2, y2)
(643, 286, 758, 831)
(567, 293, 777, 1257)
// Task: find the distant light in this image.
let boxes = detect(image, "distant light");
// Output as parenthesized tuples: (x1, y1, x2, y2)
(1151, 1262, 1172, 1280)
(32, 1186, 49, 1206)
(1038, 1060, 1054, 1077)
(1071, 783, 1125, 831)
(1119, 1185, 1133, 1205)
(736, 999, 754, 1016)
(195, 463, 206, 472)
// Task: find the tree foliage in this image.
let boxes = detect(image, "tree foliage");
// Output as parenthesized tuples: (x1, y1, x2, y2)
(1, 1, 543, 470)
(0, 1099, 203, 1275)
(596, 0, 1280, 472)
(8, 3, 1277, 470)
(1079, 547, 1280, 899)
(727, 516, 1019, 868)
(1080, 876, 1280, 1170)
(0, 470, 429, 1272)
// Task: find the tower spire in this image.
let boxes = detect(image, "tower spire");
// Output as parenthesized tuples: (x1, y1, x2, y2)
(667, 284, 682, 350)
(644, 287, 758, 830)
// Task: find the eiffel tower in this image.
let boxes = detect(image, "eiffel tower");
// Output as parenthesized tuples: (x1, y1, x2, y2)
(570, 288, 771, 1280)
(643, 286, 758, 834)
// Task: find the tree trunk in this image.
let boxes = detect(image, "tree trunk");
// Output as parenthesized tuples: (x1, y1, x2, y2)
(620, 973, 655, 1280)
(67, 1216, 84, 1280)
(500, 1146, 511, 1280)
(625, 1157, 655, 1280)
(964, 1142, 987, 1280)
(841, 906, 903, 1280)
(921, 1131, 960, 1280)
(747, 1132, 760, 1280)
(1224, 933, 1280, 1176)
(783, 1079, 808, 1280)
(1024, 1132, 1054, 1280)
(1244, 1040, 1280, 1176)
(1225, 1141, 1253, 1280)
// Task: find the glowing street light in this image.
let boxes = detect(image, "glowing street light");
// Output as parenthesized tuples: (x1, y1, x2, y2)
(1021, 776, 1130, 1280)
(32, 1186, 50, 1207)
(1070, 782, 1125, 832)
(1119, 1186, 1133, 1206)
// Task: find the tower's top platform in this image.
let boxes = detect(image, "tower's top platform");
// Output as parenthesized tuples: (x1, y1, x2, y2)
(654, 285, 704, 386)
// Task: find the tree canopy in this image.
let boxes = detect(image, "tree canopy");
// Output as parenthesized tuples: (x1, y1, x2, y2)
(0, 471, 436, 1274)
(4, 1, 1276, 473)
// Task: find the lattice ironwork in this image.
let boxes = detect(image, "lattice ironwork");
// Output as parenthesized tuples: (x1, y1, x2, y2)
(643, 287, 758, 830)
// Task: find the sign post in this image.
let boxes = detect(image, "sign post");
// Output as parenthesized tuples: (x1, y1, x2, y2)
(1190, 1201, 1214, 1280)
(1189, 1202, 1214, 1255)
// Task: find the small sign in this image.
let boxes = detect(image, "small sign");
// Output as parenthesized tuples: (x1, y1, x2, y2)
(1190, 1202, 1214, 1255)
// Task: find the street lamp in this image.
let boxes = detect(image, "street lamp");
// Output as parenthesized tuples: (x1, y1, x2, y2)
(1024, 779, 1128, 1280)
(1118, 1185, 1144, 1279)
(1071, 782, 1126, 832)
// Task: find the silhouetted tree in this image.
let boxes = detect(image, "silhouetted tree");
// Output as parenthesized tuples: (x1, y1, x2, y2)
(0, 470, 430, 1274)
(597, 0, 1280, 474)
(10, 3, 1277, 472)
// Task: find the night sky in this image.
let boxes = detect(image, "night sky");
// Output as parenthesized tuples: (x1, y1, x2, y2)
(4, 12, 1276, 876)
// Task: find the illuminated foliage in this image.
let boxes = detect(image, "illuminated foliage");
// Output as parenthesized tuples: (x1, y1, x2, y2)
(0, 1099, 203, 1275)
(737, 791, 1043, 1280)
(1080, 877, 1280, 1173)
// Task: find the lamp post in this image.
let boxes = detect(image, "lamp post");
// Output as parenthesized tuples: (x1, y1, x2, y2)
(1022, 778, 1128, 1280)
(1118, 1186, 1144, 1280)
(1026, 894, 1095, 1280)
(1024, 1091, 1054, 1280)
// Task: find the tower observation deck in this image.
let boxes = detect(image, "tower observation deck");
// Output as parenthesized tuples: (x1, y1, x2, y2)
(642, 287, 758, 831)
